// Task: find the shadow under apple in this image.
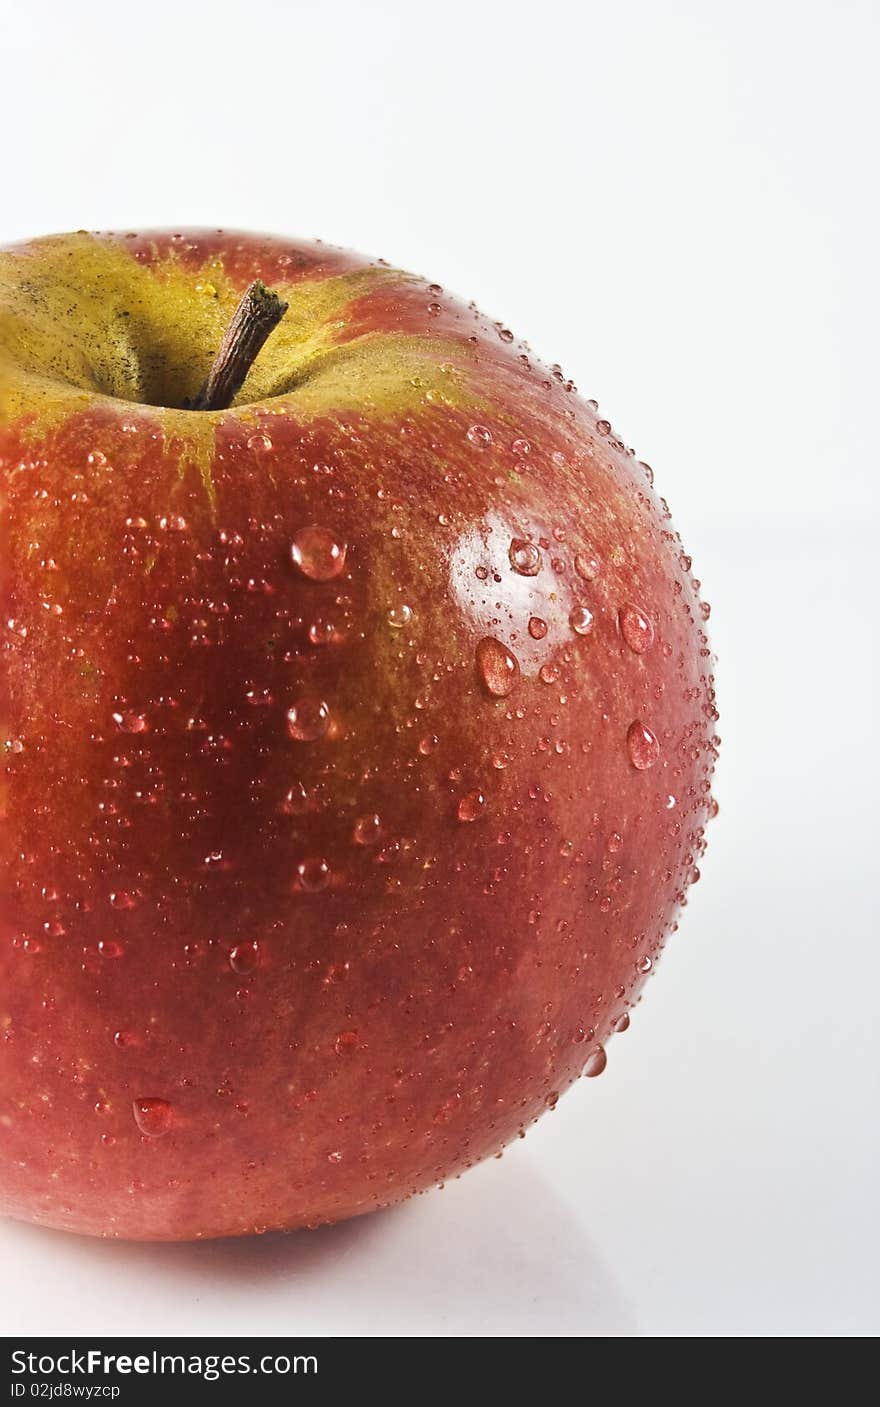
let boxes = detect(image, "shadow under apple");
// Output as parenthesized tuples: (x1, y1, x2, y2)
(5, 1153, 637, 1337)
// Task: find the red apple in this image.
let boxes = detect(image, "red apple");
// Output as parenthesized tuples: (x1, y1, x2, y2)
(0, 230, 718, 1239)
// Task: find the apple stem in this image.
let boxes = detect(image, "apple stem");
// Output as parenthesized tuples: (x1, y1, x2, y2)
(190, 280, 289, 411)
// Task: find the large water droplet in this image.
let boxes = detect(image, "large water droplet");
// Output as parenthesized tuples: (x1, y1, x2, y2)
(112, 711, 149, 734)
(297, 857, 331, 891)
(528, 616, 548, 639)
(307, 618, 336, 647)
(247, 431, 273, 452)
(467, 424, 493, 447)
(619, 602, 655, 653)
(110, 890, 139, 910)
(290, 526, 347, 581)
(229, 941, 259, 974)
(387, 604, 412, 629)
(280, 781, 310, 813)
(457, 791, 486, 822)
(627, 720, 660, 770)
(286, 699, 331, 742)
(476, 637, 520, 697)
(582, 1046, 607, 1077)
(132, 1097, 172, 1137)
(353, 813, 382, 845)
(568, 604, 594, 636)
(509, 539, 542, 576)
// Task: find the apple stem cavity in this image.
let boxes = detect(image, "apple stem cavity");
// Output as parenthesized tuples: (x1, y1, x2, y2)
(190, 280, 289, 412)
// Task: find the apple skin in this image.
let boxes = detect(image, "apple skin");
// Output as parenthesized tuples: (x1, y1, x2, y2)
(0, 230, 717, 1239)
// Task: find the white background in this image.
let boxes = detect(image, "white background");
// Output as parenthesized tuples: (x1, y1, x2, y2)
(1, 0, 877, 1338)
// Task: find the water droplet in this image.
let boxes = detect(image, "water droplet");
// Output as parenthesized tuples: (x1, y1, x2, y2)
(574, 552, 601, 582)
(327, 1150, 343, 1164)
(476, 637, 520, 697)
(539, 662, 559, 685)
(606, 832, 623, 853)
(637, 954, 653, 974)
(568, 604, 594, 636)
(286, 699, 330, 742)
(110, 890, 139, 910)
(509, 539, 542, 576)
(353, 813, 382, 845)
(467, 424, 493, 446)
(528, 616, 548, 639)
(247, 431, 273, 452)
(387, 604, 412, 629)
(619, 602, 655, 653)
(132, 1097, 172, 1137)
(297, 857, 331, 892)
(457, 791, 486, 822)
(229, 941, 259, 974)
(280, 782, 310, 814)
(290, 526, 347, 581)
(583, 1046, 607, 1077)
(97, 939, 124, 959)
(627, 720, 660, 770)
(334, 1030, 359, 1053)
(511, 438, 531, 457)
(613, 1012, 631, 1034)
(112, 711, 149, 734)
(307, 617, 336, 647)
(700, 601, 712, 621)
